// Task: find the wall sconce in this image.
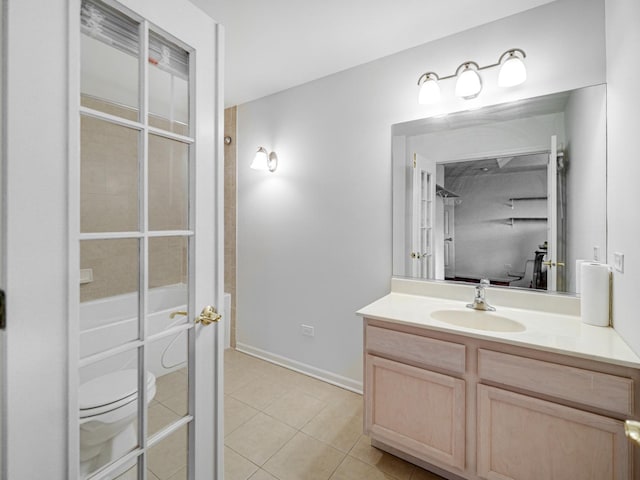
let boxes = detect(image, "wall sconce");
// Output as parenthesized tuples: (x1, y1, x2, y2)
(417, 48, 527, 104)
(251, 146, 278, 172)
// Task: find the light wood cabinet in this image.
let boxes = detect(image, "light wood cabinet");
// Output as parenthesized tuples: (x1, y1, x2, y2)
(363, 318, 639, 480)
(477, 385, 629, 480)
(365, 354, 466, 469)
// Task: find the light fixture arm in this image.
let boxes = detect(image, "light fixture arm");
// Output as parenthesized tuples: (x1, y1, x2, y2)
(454, 61, 480, 76)
(497, 48, 526, 66)
(417, 71, 439, 86)
(475, 48, 528, 71)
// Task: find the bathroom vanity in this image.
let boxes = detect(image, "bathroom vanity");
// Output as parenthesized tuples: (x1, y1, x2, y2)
(357, 279, 640, 480)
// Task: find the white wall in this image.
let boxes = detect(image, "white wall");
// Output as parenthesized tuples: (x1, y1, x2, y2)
(564, 87, 607, 292)
(237, 0, 607, 388)
(606, 0, 640, 354)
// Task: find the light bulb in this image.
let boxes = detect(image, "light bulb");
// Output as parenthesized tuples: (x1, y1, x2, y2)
(455, 66, 482, 99)
(498, 55, 527, 87)
(418, 76, 441, 104)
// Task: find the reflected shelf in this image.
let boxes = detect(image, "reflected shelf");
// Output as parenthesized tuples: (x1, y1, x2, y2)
(507, 217, 547, 227)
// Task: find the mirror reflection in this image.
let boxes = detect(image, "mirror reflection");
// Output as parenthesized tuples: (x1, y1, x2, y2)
(392, 84, 607, 294)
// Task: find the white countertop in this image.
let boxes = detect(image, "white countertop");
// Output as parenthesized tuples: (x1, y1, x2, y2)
(357, 292, 640, 369)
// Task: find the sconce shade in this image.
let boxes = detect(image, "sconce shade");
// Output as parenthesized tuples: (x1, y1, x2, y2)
(498, 54, 527, 87)
(251, 146, 278, 172)
(455, 64, 482, 99)
(251, 147, 270, 171)
(418, 73, 441, 104)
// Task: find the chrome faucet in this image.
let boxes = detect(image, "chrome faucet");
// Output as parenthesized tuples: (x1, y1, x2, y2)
(466, 279, 496, 311)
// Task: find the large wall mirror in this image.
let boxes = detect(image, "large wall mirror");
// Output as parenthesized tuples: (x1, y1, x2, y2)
(392, 84, 607, 294)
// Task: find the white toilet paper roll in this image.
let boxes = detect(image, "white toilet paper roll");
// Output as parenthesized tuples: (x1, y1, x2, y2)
(575, 259, 589, 294)
(580, 262, 611, 327)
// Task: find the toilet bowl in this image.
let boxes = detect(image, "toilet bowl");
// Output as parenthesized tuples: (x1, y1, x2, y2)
(79, 369, 156, 478)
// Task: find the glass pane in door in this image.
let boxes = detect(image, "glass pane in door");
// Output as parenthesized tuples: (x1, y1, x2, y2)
(147, 334, 189, 436)
(79, 350, 140, 477)
(147, 236, 189, 434)
(147, 425, 188, 479)
(80, 0, 140, 119)
(80, 238, 140, 358)
(81, 116, 140, 233)
(148, 135, 189, 231)
(148, 31, 189, 135)
(149, 236, 188, 292)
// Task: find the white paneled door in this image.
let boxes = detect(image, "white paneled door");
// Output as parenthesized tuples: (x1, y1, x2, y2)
(4, 0, 223, 478)
(411, 153, 437, 279)
(74, 0, 223, 478)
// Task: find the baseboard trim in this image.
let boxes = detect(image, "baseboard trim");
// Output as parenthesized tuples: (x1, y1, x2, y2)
(235, 342, 363, 394)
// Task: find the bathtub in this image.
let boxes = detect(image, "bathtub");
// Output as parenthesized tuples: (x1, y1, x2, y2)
(80, 284, 230, 382)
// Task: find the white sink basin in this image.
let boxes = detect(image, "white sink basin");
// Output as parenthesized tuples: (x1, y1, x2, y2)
(431, 309, 526, 333)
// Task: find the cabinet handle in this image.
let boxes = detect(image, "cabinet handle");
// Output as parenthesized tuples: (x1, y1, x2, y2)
(625, 420, 640, 446)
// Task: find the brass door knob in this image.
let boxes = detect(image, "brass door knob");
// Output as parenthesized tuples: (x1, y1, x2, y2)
(196, 305, 222, 326)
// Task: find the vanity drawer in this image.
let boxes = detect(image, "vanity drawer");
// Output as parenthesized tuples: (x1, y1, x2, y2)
(366, 325, 465, 374)
(478, 349, 634, 416)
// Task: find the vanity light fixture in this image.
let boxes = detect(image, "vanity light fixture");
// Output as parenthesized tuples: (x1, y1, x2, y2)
(250, 146, 278, 172)
(417, 48, 527, 104)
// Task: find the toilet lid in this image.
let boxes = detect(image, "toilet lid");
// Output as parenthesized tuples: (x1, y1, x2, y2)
(79, 370, 156, 413)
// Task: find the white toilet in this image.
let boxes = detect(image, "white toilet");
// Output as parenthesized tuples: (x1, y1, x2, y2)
(79, 369, 157, 477)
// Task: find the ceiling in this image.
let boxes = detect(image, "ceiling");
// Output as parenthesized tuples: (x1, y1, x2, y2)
(188, 0, 555, 107)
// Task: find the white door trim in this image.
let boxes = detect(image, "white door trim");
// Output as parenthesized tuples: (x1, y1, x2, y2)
(213, 22, 226, 480)
(547, 135, 558, 291)
(5, 1, 71, 478)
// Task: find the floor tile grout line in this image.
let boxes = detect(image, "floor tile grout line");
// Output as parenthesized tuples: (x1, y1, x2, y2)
(260, 430, 348, 480)
(224, 349, 442, 480)
(254, 428, 299, 474)
(224, 443, 262, 471)
(326, 450, 352, 480)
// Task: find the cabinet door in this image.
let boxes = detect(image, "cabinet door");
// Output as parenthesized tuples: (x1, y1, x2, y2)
(477, 385, 630, 480)
(365, 355, 465, 470)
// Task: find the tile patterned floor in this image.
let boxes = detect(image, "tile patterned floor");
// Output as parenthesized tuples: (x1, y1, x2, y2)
(223, 349, 445, 480)
(120, 349, 446, 479)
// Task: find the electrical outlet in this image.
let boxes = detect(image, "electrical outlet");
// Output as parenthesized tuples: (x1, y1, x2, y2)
(301, 324, 315, 337)
(613, 252, 624, 273)
(593, 246, 600, 262)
